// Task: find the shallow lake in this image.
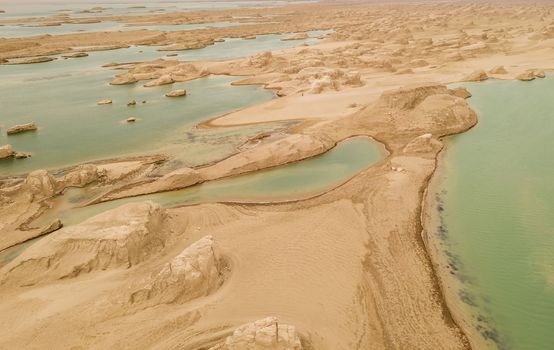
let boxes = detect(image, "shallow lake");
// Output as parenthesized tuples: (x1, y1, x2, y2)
(428, 77, 554, 350)
(0, 31, 324, 176)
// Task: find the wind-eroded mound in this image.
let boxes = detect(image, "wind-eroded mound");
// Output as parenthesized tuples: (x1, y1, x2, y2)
(209, 317, 303, 350)
(130, 235, 226, 306)
(202, 133, 334, 180)
(377, 83, 451, 110)
(0, 201, 168, 286)
(402, 133, 443, 154)
(359, 83, 478, 141)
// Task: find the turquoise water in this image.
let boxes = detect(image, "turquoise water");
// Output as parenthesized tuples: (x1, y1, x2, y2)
(0, 74, 275, 176)
(34, 136, 384, 227)
(429, 77, 554, 349)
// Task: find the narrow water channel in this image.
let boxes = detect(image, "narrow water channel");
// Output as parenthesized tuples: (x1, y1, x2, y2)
(37, 136, 385, 227)
(0, 136, 384, 267)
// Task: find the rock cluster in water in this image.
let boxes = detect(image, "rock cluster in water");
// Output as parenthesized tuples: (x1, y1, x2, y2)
(97, 99, 112, 105)
(463, 69, 488, 82)
(165, 89, 186, 97)
(62, 52, 88, 58)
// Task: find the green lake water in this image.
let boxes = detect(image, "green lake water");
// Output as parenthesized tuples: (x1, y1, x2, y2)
(429, 77, 554, 349)
(0, 32, 323, 176)
(0, 74, 275, 175)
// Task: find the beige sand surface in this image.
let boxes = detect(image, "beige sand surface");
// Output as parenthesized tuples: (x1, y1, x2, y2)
(2, 1, 554, 349)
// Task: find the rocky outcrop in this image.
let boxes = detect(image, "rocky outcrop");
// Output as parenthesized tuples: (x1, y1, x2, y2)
(0, 202, 168, 286)
(165, 89, 186, 97)
(402, 134, 442, 154)
(127, 117, 137, 123)
(534, 69, 545, 78)
(14, 151, 31, 159)
(247, 51, 273, 68)
(463, 69, 488, 82)
(158, 40, 212, 51)
(302, 68, 363, 94)
(155, 167, 203, 190)
(378, 83, 449, 110)
(130, 235, 225, 305)
(97, 99, 112, 105)
(23, 169, 57, 199)
(0, 145, 31, 159)
(281, 33, 309, 41)
(308, 75, 337, 94)
(110, 73, 137, 85)
(39, 218, 63, 235)
(97, 167, 203, 202)
(6, 122, 37, 135)
(209, 317, 303, 350)
(144, 74, 174, 87)
(0, 144, 14, 159)
(450, 87, 472, 99)
(201, 134, 334, 180)
(488, 65, 507, 74)
(58, 164, 102, 188)
(361, 83, 478, 141)
(516, 71, 535, 81)
(2, 57, 55, 65)
(62, 52, 88, 58)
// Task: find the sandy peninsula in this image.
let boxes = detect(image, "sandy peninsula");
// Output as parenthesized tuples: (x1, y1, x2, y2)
(2, 1, 554, 349)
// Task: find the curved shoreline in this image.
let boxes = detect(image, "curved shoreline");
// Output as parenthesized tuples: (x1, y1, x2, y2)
(420, 125, 480, 350)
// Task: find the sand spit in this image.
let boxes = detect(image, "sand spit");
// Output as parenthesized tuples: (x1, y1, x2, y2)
(91, 133, 334, 203)
(0, 144, 30, 160)
(6, 122, 38, 135)
(209, 317, 303, 350)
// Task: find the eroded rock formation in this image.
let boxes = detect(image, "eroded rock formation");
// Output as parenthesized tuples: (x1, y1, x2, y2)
(0, 202, 168, 286)
(130, 235, 226, 306)
(209, 317, 303, 350)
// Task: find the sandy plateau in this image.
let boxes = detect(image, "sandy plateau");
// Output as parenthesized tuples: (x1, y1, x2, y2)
(1, 1, 554, 349)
